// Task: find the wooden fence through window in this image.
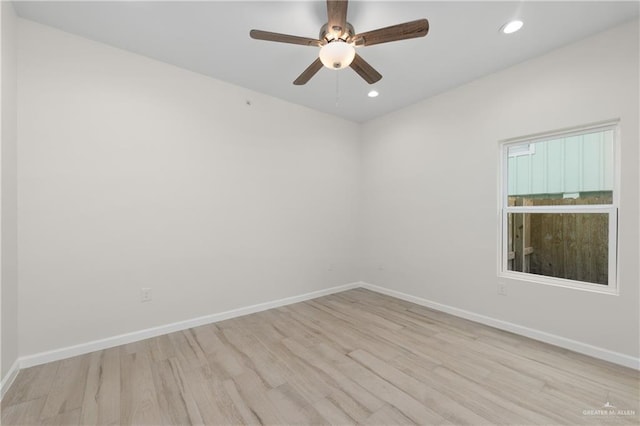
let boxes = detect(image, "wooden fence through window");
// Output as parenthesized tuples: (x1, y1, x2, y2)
(508, 196, 610, 285)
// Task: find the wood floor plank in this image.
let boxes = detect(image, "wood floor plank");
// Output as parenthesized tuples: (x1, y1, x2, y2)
(318, 297, 405, 332)
(221, 378, 262, 425)
(280, 337, 385, 415)
(325, 388, 374, 423)
(231, 370, 287, 425)
(190, 324, 225, 355)
(271, 307, 326, 347)
(313, 397, 357, 425)
(364, 404, 416, 425)
(2, 289, 638, 426)
(266, 383, 327, 424)
(79, 347, 120, 425)
(221, 326, 291, 388)
(255, 341, 334, 404)
(349, 349, 491, 425)
(150, 357, 203, 425)
(1, 362, 59, 407)
(390, 356, 523, 424)
(313, 342, 448, 424)
(1, 396, 47, 425)
(207, 347, 245, 378)
(291, 300, 407, 361)
(178, 363, 226, 424)
(168, 329, 208, 372)
(432, 365, 571, 424)
(40, 354, 90, 419)
(148, 333, 177, 363)
(41, 408, 81, 426)
(119, 350, 162, 425)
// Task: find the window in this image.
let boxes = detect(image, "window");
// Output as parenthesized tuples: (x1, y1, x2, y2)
(500, 122, 618, 293)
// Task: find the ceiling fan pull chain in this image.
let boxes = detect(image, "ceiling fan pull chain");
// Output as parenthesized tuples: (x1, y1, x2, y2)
(335, 71, 340, 107)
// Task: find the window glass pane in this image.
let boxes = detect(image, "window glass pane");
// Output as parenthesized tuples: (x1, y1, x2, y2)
(507, 129, 614, 205)
(507, 213, 609, 285)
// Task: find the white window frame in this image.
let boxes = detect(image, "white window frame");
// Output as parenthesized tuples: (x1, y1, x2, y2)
(498, 120, 619, 295)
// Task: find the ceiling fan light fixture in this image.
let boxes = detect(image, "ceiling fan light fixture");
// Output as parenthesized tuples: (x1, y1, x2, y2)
(501, 20, 524, 34)
(319, 40, 355, 70)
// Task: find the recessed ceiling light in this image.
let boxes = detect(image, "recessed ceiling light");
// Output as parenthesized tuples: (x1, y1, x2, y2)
(501, 20, 524, 34)
(368, 90, 379, 98)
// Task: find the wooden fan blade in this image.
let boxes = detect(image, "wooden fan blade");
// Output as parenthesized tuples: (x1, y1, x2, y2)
(326, 0, 348, 37)
(250, 29, 322, 47)
(293, 58, 323, 85)
(350, 19, 429, 47)
(349, 54, 382, 84)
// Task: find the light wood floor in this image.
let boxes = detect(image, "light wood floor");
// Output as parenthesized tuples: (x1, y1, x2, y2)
(2, 288, 639, 425)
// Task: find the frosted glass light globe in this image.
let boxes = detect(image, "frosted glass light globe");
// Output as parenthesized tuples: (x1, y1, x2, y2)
(319, 40, 356, 70)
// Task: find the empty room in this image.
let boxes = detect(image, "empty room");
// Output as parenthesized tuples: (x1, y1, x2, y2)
(1, 1, 639, 425)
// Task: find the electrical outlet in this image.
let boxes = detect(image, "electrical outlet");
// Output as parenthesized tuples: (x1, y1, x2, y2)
(497, 283, 508, 296)
(141, 288, 152, 302)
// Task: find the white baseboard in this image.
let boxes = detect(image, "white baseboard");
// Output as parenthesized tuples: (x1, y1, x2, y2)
(0, 359, 20, 400)
(360, 282, 640, 370)
(19, 282, 360, 369)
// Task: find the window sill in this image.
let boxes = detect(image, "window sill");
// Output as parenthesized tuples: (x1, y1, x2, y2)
(499, 271, 619, 295)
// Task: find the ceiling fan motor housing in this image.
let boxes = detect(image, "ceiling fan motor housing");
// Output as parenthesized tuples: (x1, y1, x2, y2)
(320, 22, 355, 42)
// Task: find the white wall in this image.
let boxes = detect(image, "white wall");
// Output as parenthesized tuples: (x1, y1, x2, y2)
(17, 20, 361, 357)
(361, 20, 639, 358)
(13, 15, 640, 365)
(1, 0, 19, 382)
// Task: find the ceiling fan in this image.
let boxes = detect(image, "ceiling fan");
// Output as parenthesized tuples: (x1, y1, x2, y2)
(250, 0, 429, 85)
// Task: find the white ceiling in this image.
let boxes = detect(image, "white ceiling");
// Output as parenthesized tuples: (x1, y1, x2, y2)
(13, 1, 639, 122)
